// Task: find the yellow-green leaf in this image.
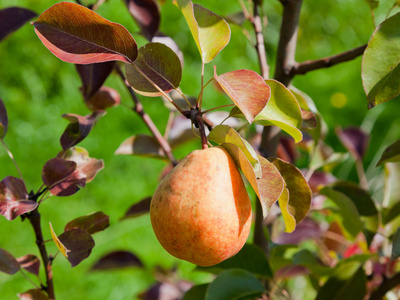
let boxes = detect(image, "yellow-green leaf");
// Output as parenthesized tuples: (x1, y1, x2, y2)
(278, 187, 296, 233)
(49, 222, 69, 258)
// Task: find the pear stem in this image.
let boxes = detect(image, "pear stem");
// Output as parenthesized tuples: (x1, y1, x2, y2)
(196, 114, 208, 150)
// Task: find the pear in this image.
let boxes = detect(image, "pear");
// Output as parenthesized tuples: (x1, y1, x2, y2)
(150, 146, 252, 267)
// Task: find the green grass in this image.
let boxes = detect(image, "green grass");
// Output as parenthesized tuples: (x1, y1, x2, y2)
(1, 0, 400, 299)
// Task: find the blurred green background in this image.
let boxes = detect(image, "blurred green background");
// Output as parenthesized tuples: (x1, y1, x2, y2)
(1, 0, 400, 299)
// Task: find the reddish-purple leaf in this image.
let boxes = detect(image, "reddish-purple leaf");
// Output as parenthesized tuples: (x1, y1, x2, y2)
(274, 218, 323, 245)
(58, 147, 104, 183)
(91, 250, 143, 270)
(277, 137, 297, 164)
(32, 2, 138, 64)
(18, 289, 49, 300)
(124, 0, 160, 41)
(0, 176, 37, 221)
(214, 67, 270, 123)
(115, 134, 167, 160)
(275, 265, 309, 279)
(75, 61, 116, 100)
(152, 33, 184, 66)
(139, 281, 192, 300)
(16, 255, 40, 277)
(121, 197, 151, 220)
(58, 229, 95, 267)
(60, 110, 106, 151)
(0, 7, 37, 42)
(307, 171, 336, 193)
(336, 127, 369, 159)
(42, 158, 86, 197)
(64, 211, 109, 235)
(0, 97, 8, 139)
(85, 86, 120, 111)
(0, 248, 20, 275)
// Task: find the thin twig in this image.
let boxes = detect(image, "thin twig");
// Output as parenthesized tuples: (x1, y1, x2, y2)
(200, 104, 235, 115)
(19, 269, 41, 290)
(369, 272, 400, 300)
(195, 114, 208, 150)
(251, 1, 269, 79)
(115, 65, 178, 166)
(291, 44, 367, 76)
(1, 138, 24, 182)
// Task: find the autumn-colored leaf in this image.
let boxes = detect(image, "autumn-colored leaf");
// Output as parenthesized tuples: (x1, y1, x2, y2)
(64, 211, 109, 235)
(278, 187, 296, 233)
(85, 86, 120, 111)
(0, 97, 8, 139)
(18, 289, 49, 300)
(33, 2, 138, 64)
(0, 176, 37, 221)
(115, 134, 167, 160)
(214, 67, 269, 124)
(58, 147, 104, 183)
(121, 197, 151, 220)
(0, 248, 20, 275)
(0, 7, 37, 42)
(60, 110, 106, 151)
(16, 255, 40, 277)
(126, 42, 182, 96)
(75, 61, 116, 100)
(42, 158, 86, 197)
(91, 250, 143, 271)
(124, 0, 160, 41)
(173, 0, 230, 63)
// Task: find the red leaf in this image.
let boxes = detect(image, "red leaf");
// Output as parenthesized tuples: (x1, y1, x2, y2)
(64, 211, 109, 235)
(76, 61, 116, 100)
(42, 158, 86, 197)
(85, 86, 120, 111)
(32, 2, 137, 64)
(58, 229, 95, 267)
(124, 0, 160, 41)
(0, 97, 8, 139)
(60, 110, 106, 151)
(0, 7, 37, 42)
(18, 289, 49, 300)
(0, 248, 20, 275)
(121, 197, 151, 220)
(91, 250, 143, 270)
(0, 176, 37, 221)
(16, 255, 40, 277)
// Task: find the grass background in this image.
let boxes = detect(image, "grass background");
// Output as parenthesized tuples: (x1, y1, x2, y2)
(1, 0, 400, 299)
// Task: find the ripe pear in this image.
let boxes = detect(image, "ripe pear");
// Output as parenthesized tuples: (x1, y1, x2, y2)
(150, 146, 252, 267)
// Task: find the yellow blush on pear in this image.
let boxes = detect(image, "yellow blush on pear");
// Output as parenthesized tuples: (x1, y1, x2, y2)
(150, 146, 252, 267)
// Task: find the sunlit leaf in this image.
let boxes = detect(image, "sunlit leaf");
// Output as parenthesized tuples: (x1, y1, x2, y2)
(115, 134, 167, 160)
(278, 187, 296, 233)
(377, 139, 400, 165)
(121, 197, 151, 220)
(336, 127, 369, 159)
(219, 143, 284, 218)
(0, 97, 8, 139)
(271, 158, 311, 225)
(173, 0, 230, 63)
(33, 2, 137, 64)
(0, 7, 37, 42)
(124, 0, 160, 41)
(205, 269, 264, 300)
(208, 125, 261, 177)
(49, 222, 68, 257)
(0, 248, 20, 275)
(214, 68, 269, 124)
(391, 227, 400, 260)
(64, 211, 109, 235)
(58, 147, 104, 183)
(75, 61, 116, 101)
(197, 244, 272, 278)
(42, 158, 86, 196)
(16, 255, 40, 277)
(0, 176, 37, 221)
(91, 250, 143, 270)
(18, 289, 49, 300)
(60, 110, 106, 151)
(253, 80, 302, 142)
(362, 12, 400, 108)
(126, 42, 182, 96)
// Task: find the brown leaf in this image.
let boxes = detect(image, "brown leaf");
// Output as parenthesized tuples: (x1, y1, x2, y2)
(0, 248, 20, 275)
(85, 86, 120, 111)
(115, 134, 166, 159)
(18, 289, 49, 300)
(121, 197, 151, 220)
(58, 229, 95, 267)
(0, 97, 8, 139)
(91, 251, 143, 270)
(0, 7, 37, 42)
(0, 176, 37, 221)
(64, 211, 109, 235)
(33, 2, 137, 64)
(16, 255, 40, 277)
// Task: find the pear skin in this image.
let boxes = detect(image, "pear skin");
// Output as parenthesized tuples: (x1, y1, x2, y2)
(150, 146, 252, 267)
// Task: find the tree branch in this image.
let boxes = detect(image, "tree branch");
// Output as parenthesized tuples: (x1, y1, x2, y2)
(291, 44, 367, 75)
(369, 272, 400, 300)
(251, 1, 269, 79)
(115, 66, 178, 166)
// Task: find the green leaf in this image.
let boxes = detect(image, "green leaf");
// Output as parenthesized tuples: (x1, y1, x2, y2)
(391, 227, 400, 260)
(214, 67, 270, 124)
(208, 125, 260, 177)
(319, 187, 364, 238)
(293, 250, 332, 278)
(205, 269, 265, 300)
(173, 0, 230, 63)
(377, 139, 400, 165)
(126, 42, 182, 96)
(382, 201, 400, 225)
(197, 244, 273, 278)
(316, 257, 368, 300)
(278, 187, 296, 233)
(383, 163, 400, 207)
(271, 158, 312, 226)
(365, 0, 379, 10)
(182, 284, 209, 300)
(362, 12, 400, 108)
(218, 143, 284, 218)
(115, 134, 167, 160)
